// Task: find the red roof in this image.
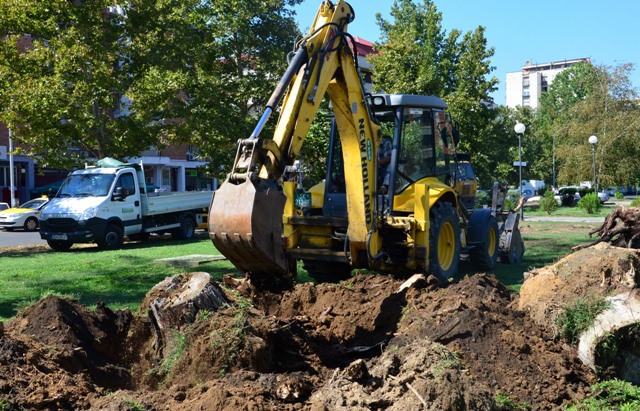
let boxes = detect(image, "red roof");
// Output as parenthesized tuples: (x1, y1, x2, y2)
(352, 36, 379, 56)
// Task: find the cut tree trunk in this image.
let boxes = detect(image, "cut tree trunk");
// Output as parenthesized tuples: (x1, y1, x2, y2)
(144, 272, 228, 360)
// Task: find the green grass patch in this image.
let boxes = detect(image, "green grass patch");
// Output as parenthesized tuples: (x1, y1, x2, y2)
(0, 221, 602, 320)
(0, 235, 238, 320)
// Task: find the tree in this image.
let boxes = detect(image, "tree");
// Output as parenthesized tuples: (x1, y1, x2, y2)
(0, 0, 302, 175)
(538, 62, 640, 188)
(367, 0, 501, 188)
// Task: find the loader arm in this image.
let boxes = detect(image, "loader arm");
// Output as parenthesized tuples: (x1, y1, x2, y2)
(209, 0, 382, 283)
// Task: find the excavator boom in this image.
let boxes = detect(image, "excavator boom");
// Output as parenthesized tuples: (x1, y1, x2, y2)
(209, 0, 380, 282)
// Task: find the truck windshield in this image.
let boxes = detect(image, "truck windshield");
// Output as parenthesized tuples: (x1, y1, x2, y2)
(57, 174, 115, 197)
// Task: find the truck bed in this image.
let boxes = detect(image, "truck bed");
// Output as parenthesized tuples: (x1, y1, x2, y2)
(141, 191, 213, 216)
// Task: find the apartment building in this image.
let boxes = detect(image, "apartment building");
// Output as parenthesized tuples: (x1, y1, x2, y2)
(505, 58, 591, 109)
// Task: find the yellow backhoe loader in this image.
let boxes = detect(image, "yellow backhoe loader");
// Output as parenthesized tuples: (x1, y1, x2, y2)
(209, 0, 523, 287)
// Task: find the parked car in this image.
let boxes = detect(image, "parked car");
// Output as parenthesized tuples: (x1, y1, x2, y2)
(0, 202, 9, 212)
(597, 191, 610, 203)
(0, 197, 49, 232)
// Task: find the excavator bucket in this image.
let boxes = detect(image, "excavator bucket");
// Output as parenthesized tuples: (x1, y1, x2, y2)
(209, 178, 289, 280)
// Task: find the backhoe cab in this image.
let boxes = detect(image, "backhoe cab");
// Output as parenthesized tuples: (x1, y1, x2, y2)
(208, 0, 524, 287)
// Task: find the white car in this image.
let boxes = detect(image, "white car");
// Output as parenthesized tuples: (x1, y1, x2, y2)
(0, 198, 49, 232)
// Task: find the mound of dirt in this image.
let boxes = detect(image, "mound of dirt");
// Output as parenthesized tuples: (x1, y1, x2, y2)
(0, 270, 599, 410)
(519, 243, 640, 337)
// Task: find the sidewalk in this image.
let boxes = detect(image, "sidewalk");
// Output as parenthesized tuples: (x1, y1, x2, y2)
(524, 216, 605, 223)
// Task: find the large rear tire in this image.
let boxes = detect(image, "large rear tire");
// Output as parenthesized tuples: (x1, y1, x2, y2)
(97, 224, 124, 250)
(172, 215, 196, 240)
(47, 240, 73, 251)
(302, 261, 352, 283)
(470, 216, 499, 271)
(429, 202, 461, 283)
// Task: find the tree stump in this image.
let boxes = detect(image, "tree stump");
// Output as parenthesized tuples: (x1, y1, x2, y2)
(143, 272, 228, 360)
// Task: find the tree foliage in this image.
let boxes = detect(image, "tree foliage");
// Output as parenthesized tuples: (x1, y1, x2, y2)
(0, 0, 301, 175)
(537, 62, 640, 188)
(368, 0, 502, 188)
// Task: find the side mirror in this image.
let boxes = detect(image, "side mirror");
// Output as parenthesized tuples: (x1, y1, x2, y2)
(113, 187, 126, 201)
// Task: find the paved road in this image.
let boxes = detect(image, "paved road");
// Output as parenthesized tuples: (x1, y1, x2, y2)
(0, 229, 47, 248)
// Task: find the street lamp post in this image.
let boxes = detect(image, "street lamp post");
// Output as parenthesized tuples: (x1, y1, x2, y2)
(588, 135, 598, 191)
(8, 127, 16, 208)
(514, 123, 526, 220)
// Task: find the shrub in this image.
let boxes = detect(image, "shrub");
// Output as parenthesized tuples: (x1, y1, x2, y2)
(578, 192, 602, 214)
(539, 190, 558, 215)
(631, 197, 640, 207)
(615, 190, 624, 200)
(578, 187, 594, 198)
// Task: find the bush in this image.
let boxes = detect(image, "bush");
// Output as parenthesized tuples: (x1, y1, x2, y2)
(578, 192, 602, 214)
(631, 197, 640, 207)
(539, 190, 558, 215)
(615, 190, 624, 200)
(578, 187, 594, 198)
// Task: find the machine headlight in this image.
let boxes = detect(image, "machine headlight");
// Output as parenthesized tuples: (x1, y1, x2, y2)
(80, 207, 97, 221)
(39, 212, 48, 221)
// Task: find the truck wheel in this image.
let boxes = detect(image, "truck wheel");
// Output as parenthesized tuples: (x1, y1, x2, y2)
(97, 224, 124, 250)
(172, 215, 196, 240)
(47, 240, 73, 251)
(302, 261, 352, 283)
(24, 217, 39, 232)
(429, 202, 461, 284)
(470, 216, 499, 271)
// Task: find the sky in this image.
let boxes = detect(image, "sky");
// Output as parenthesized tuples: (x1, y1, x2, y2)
(293, 0, 640, 105)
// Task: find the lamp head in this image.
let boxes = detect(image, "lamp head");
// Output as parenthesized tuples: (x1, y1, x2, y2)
(514, 123, 526, 134)
(589, 135, 598, 145)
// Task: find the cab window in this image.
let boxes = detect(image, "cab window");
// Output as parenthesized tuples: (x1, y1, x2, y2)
(115, 173, 136, 197)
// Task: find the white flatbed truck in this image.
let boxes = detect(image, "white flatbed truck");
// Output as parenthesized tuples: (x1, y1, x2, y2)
(39, 160, 213, 251)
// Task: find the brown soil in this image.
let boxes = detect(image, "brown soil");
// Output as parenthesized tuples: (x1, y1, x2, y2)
(0, 259, 605, 411)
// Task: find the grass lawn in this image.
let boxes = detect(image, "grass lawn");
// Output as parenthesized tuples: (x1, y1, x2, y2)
(523, 203, 621, 218)
(0, 221, 603, 321)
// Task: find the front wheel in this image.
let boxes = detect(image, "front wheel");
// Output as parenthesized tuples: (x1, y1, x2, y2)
(47, 240, 73, 251)
(429, 202, 461, 284)
(24, 217, 39, 232)
(97, 224, 124, 250)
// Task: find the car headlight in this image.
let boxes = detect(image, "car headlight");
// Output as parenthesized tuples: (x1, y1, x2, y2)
(80, 207, 97, 221)
(39, 213, 48, 221)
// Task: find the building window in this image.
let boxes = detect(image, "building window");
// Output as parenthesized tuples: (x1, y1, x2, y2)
(523, 97, 530, 107)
